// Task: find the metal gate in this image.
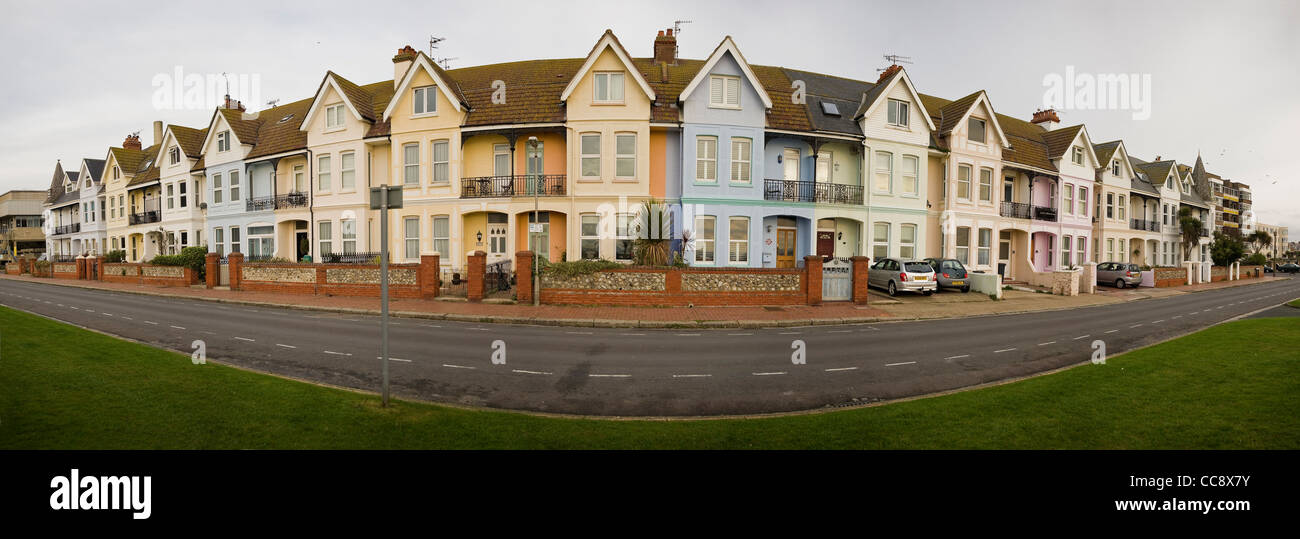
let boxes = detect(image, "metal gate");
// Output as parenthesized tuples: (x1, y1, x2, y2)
(822, 257, 852, 301)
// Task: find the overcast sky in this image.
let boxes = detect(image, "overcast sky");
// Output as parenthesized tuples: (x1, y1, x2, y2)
(2, 0, 1296, 235)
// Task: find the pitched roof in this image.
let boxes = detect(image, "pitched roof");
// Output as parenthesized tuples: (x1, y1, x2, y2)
(750, 64, 810, 131)
(935, 90, 982, 135)
(302, 72, 397, 138)
(44, 162, 68, 204)
(449, 58, 583, 126)
(124, 144, 162, 187)
(1041, 125, 1085, 160)
(170, 125, 208, 158)
(1093, 140, 1122, 166)
(1132, 159, 1179, 192)
(246, 97, 315, 160)
(82, 158, 105, 183)
(783, 68, 873, 135)
(560, 30, 656, 103)
(678, 37, 773, 110)
(217, 108, 262, 145)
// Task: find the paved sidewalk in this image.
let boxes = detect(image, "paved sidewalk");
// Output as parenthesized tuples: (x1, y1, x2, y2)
(0, 273, 1285, 328)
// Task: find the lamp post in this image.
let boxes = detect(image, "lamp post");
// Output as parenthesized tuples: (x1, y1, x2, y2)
(370, 185, 403, 407)
(528, 136, 540, 306)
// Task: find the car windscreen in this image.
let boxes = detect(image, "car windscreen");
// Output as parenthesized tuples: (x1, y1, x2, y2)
(904, 263, 933, 272)
(942, 261, 964, 271)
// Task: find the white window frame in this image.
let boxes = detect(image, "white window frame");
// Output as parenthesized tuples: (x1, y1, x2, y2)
(413, 86, 438, 116)
(580, 133, 601, 179)
(403, 143, 420, 186)
(899, 223, 917, 260)
(212, 173, 223, 204)
(431, 216, 450, 255)
(341, 218, 356, 254)
(968, 118, 986, 143)
(1112, 159, 1121, 176)
(957, 164, 972, 200)
(728, 216, 749, 264)
(694, 216, 715, 263)
(340, 151, 356, 190)
(730, 138, 751, 183)
(615, 213, 634, 261)
(887, 99, 910, 127)
(326, 104, 345, 130)
(615, 133, 636, 179)
(293, 165, 305, 192)
(431, 140, 450, 184)
(1072, 146, 1084, 165)
(1063, 184, 1074, 215)
(1062, 235, 1073, 267)
(977, 228, 992, 266)
(580, 214, 600, 260)
(403, 216, 420, 260)
(217, 131, 230, 152)
(317, 221, 332, 257)
(709, 75, 741, 109)
(318, 155, 332, 191)
(696, 136, 717, 182)
(978, 167, 993, 202)
(1078, 187, 1088, 216)
(593, 72, 625, 104)
(229, 170, 240, 202)
(872, 222, 890, 259)
(874, 151, 893, 193)
(902, 155, 919, 196)
(955, 226, 970, 265)
(169, 147, 180, 164)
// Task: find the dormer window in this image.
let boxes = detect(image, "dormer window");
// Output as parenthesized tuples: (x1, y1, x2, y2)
(413, 86, 438, 115)
(325, 104, 345, 129)
(887, 99, 909, 127)
(968, 118, 986, 143)
(1165, 176, 1174, 190)
(169, 146, 180, 164)
(217, 130, 231, 152)
(709, 75, 740, 108)
(593, 72, 625, 103)
(1111, 159, 1121, 176)
(1071, 146, 1084, 165)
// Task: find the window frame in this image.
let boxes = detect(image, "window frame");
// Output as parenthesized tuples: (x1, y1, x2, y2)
(403, 216, 420, 260)
(887, 99, 910, 128)
(431, 140, 450, 184)
(694, 215, 715, 263)
(873, 151, 893, 194)
(1072, 146, 1084, 165)
(340, 151, 356, 190)
(978, 167, 993, 202)
(872, 222, 890, 259)
(728, 216, 749, 264)
(899, 223, 917, 260)
(592, 72, 626, 104)
(580, 133, 601, 179)
(957, 164, 972, 200)
(695, 136, 718, 182)
(317, 220, 332, 257)
(431, 215, 450, 255)
(580, 214, 600, 260)
(978, 228, 992, 266)
(708, 74, 741, 109)
(403, 143, 420, 186)
(968, 117, 987, 144)
(730, 138, 752, 184)
(955, 226, 970, 265)
(614, 133, 636, 179)
(412, 86, 438, 116)
(318, 154, 332, 192)
(901, 155, 919, 196)
(325, 104, 345, 130)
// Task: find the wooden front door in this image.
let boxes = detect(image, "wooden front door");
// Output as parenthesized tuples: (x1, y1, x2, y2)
(817, 230, 834, 258)
(776, 228, 797, 268)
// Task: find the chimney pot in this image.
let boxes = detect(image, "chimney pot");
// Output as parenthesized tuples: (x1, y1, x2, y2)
(667, 28, 673, 36)
(654, 28, 677, 65)
(1031, 108, 1061, 130)
(153, 121, 163, 148)
(123, 134, 142, 151)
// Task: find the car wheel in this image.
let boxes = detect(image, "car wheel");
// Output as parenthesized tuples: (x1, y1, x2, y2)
(922, 290, 933, 296)
(1115, 279, 1125, 289)
(888, 281, 898, 296)
(961, 285, 970, 293)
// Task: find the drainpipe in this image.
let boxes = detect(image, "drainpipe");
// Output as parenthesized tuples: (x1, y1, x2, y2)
(307, 149, 314, 261)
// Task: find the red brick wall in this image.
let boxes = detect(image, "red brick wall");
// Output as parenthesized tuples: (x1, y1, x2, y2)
(539, 265, 810, 306)
(852, 256, 870, 305)
(466, 251, 486, 302)
(804, 255, 823, 306)
(515, 251, 534, 303)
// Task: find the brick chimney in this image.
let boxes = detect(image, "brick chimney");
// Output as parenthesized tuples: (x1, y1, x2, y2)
(654, 29, 677, 65)
(153, 121, 164, 148)
(123, 133, 142, 151)
(222, 94, 245, 111)
(1031, 108, 1060, 131)
(393, 45, 418, 89)
(877, 64, 902, 83)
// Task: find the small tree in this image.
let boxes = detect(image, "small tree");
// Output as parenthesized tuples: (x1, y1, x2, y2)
(1177, 207, 1202, 263)
(1210, 232, 1245, 266)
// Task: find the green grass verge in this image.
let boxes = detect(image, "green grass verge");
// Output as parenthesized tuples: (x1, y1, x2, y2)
(1289, 299, 1300, 308)
(1, 306, 1297, 449)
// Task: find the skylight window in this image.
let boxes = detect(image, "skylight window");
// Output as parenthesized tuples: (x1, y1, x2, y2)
(821, 101, 840, 116)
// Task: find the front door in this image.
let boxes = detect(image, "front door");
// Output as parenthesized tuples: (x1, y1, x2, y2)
(817, 230, 834, 258)
(487, 218, 507, 263)
(776, 228, 797, 268)
(525, 141, 544, 195)
(998, 230, 1011, 277)
(296, 231, 308, 261)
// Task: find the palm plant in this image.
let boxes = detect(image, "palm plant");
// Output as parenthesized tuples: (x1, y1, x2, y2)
(631, 198, 673, 266)
(1177, 207, 1202, 261)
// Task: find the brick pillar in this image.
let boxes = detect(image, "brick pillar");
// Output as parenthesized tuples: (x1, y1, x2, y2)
(76, 256, 87, 279)
(851, 256, 870, 305)
(466, 250, 486, 302)
(804, 255, 823, 306)
(228, 252, 244, 291)
(95, 256, 104, 281)
(205, 253, 218, 289)
(515, 250, 534, 304)
(420, 254, 441, 299)
(1082, 262, 1097, 294)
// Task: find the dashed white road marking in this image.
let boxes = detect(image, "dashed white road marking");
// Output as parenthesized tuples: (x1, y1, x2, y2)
(589, 373, 631, 378)
(144, 320, 158, 325)
(565, 331, 593, 335)
(234, 337, 255, 342)
(101, 312, 113, 316)
(170, 325, 186, 330)
(323, 350, 352, 356)
(994, 348, 1017, 353)
(69, 306, 80, 310)
(442, 364, 475, 370)
(275, 343, 296, 349)
(620, 333, 646, 336)
(512, 369, 551, 375)
(672, 374, 712, 378)
(1172, 315, 1182, 319)
(779, 332, 801, 335)
(120, 316, 132, 320)
(388, 358, 412, 363)
(675, 333, 701, 337)
(1152, 320, 1164, 324)
(1038, 341, 1057, 346)
(885, 361, 916, 367)
(466, 327, 488, 331)
(944, 354, 970, 360)
(824, 367, 857, 372)
(1073, 334, 1091, 340)
(752, 371, 787, 376)
(727, 333, 753, 336)
(828, 330, 853, 334)
(1129, 324, 1143, 328)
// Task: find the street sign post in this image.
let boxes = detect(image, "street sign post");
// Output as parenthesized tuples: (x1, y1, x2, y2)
(370, 186, 403, 406)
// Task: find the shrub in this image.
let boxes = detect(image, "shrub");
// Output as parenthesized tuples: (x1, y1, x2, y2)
(104, 250, 126, 263)
(1243, 253, 1267, 266)
(149, 254, 184, 266)
(539, 258, 623, 278)
(178, 246, 208, 279)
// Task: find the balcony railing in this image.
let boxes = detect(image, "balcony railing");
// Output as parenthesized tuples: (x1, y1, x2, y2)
(129, 210, 161, 225)
(460, 174, 565, 198)
(1000, 201, 1031, 219)
(1130, 218, 1160, 232)
(246, 192, 309, 211)
(762, 179, 864, 205)
(53, 223, 80, 235)
(1032, 205, 1057, 222)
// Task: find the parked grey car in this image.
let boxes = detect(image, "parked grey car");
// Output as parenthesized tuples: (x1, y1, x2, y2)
(923, 258, 971, 293)
(1097, 262, 1142, 288)
(869, 257, 936, 296)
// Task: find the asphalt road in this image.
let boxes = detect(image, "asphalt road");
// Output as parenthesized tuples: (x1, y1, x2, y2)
(1, 276, 1297, 416)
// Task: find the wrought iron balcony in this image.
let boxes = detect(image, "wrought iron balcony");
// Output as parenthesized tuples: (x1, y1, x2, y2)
(1000, 201, 1031, 219)
(53, 223, 80, 235)
(763, 179, 864, 205)
(460, 174, 566, 198)
(1032, 205, 1057, 222)
(129, 210, 160, 225)
(246, 192, 309, 211)
(1130, 218, 1160, 232)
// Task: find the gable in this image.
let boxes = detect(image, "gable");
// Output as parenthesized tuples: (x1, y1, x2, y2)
(956, 95, 1008, 147)
(560, 30, 655, 104)
(382, 54, 466, 121)
(199, 113, 244, 156)
(302, 74, 370, 131)
(854, 69, 935, 132)
(678, 38, 772, 110)
(386, 63, 466, 129)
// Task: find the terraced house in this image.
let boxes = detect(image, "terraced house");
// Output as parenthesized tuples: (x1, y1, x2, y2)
(129, 124, 200, 261)
(1092, 139, 1142, 265)
(43, 159, 107, 259)
(103, 130, 161, 260)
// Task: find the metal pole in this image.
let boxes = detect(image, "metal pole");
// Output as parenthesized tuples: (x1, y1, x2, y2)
(380, 186, 390, 407)
(530, 138, 540, 306)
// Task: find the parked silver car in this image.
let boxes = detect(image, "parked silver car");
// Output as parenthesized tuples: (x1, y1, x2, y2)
(923, 257, 971, 293)
(869, 257, 936, 296)
(1097, 262, 1142, 288)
